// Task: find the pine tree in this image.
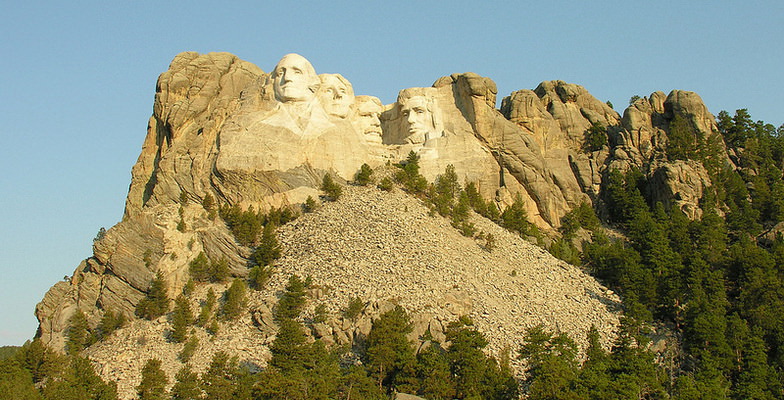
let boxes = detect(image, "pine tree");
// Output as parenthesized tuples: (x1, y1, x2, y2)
(415, 341, 456, 400)
(202, 192, 216, 220)
(321, 173, 342, 201)
(220, 279, 247, 321)
(178, 336, 199, 363)
(250, 223, 281, 268)
(170, 295, 193, 343)
(355, 163, 374, 186)
(189, 252, 210, 282)
(198, 288, 217, 327)
(42, 355, 118, 400)
(249, 265, 275, 290)
(65, 310, 90, 355)
(135, 272, 169, 320)
(519, 325, 580, 400)
(170, 364, 201, 400)
(95, 309, 125, 341)
(445, 316, 518, 399)
(137, 359, 168, 400)
(275, 275, 306, 321)
(501, 193, 540, 239)
(431, 164, 460, 217)
(0, 360, 41, 400)
(395, 151, 428, 194)
(364, 305, 415, 391)
(574, 326, 612, 400)
(201, 351, 241, 400)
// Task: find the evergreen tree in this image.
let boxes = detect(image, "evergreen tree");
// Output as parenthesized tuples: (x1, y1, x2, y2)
(415, 341, 456, 400)
(732, 328, 781, 400)
(201, 351, 241, 400)
(137, 359, 168, 400)
(135, 272, 169, 320)
(304, 195, 319, 212)
(0, 359, 41, 400)
(189, 252, 210, 282)
(42, 355, 118, 400)
(275, 275, 306, 321)
(65, 310, 90, 355)
(355, 163, 374, 186)
(249, 265, 275, 290)
(208, 258, 229, 283)
(395, 151, 428, 194)
(501, 193, 540, 239)
(445, 316, 518, 399)
(431, 164, 460, 217)
(220, 279, 247, 321)
(202, 192, 216, 219)
(170, 364, 201, 400)
(519, 325, 580, 400)
(178, 336, 199, 363)
(667, 113, 703, 161)
(170, 295, 193, 343)
(94, 309, 125, 341)
(321, 173, 343, 201)
(219, 204, 264, 246)
(336, 365, 386, 400)
(342, 296, 364, 321)
(364, 305, 415, 391)
(14, 339, 64, 384)
(198, 288, 217, 327)
(573, 327, 612, 400)
(250, 223, 281, 268)
(584, 122, 608, 152)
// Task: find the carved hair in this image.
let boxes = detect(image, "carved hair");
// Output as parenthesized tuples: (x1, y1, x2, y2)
(319, 73, 354, 98)
(356, 95, 383, 109)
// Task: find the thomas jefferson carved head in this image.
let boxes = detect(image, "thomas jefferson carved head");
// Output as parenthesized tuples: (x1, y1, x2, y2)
(398, 87, 441, 144)
(355, 95, 383, 143)
(318, 74, 354, 118)
(272, 54, 320, 103)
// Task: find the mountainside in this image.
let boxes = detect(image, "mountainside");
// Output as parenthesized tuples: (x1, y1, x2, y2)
(84, 185, 619, 399)
(29, 50, 779, 398)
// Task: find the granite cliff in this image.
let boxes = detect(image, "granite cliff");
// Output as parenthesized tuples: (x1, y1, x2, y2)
(35, 52, 730, 396)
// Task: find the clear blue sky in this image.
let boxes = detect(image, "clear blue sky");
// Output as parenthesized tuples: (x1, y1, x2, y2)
(1, 1, 782, 346)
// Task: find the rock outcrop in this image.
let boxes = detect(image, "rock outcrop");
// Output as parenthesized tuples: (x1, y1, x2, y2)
(36, 52, 728, 389)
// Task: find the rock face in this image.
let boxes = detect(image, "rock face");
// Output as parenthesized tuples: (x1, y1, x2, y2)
(36, 51, 726, 374)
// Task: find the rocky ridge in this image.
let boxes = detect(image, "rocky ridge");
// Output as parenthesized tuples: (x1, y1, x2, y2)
(33, 51, 733, 397)
(85, 185, 620, 400)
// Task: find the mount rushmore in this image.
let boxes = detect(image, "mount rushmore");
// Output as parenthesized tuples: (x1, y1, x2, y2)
(36, 51, 721, 361)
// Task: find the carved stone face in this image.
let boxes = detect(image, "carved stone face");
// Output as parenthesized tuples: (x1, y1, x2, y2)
(273, 54, 318, 103)
(400, 96, 434, 144)
(355, 96, 383, 143)
(318, 74, 354, 118)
